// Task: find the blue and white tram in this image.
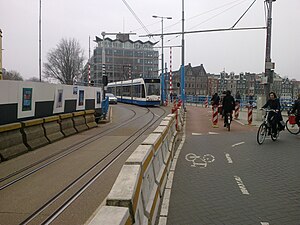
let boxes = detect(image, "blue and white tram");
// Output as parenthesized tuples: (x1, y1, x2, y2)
(107, 78, 161, 106)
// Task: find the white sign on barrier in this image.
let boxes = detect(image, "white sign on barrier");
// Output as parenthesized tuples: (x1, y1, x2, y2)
(185, 153, 215, 168)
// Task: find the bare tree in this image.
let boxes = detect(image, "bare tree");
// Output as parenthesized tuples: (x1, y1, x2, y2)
(26, 77, 45, 82)
(43, 38, 85, 84)
(3, 70, 23, 81)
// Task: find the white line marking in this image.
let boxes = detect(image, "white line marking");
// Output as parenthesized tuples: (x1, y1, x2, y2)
(232, 142, 245, 148)
(160, 189, 171, 216)
(234, 176, 250, 195)
(209, 131, 219, 135)
(192, 133, 202, 136)
(225, 153, 233, 164)
(261, 223, 270, 225)
(159, 114, 186, 224)
(234, 119, 245, 126)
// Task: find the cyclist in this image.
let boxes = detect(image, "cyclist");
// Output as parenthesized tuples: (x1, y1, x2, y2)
(291, 93, 300, 126)
(222, 90, 235, 127)
(211, 93, 220, 107)
(261, 92, 282, 135)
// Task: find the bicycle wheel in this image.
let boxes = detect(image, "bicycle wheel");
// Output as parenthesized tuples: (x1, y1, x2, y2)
(257, 123, 267, 145)
(202, 154, 215, 163)
(185, 153, 197, 162)
(285, 119, 300, 135)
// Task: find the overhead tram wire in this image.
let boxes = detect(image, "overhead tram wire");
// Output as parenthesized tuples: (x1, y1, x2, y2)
(121, 0, 156, 41)
(155, 0, 250, 34)
(188, 0, 251, 30)
(163, 0, 253, 44)
(231, 0, 257, 29)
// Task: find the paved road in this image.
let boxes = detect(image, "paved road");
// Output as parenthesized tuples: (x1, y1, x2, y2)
(167, 106, 300, 225)
(0, 104, 171, 225)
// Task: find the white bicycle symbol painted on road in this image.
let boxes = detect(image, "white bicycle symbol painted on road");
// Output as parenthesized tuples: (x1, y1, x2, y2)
(185, 153, 215, 168)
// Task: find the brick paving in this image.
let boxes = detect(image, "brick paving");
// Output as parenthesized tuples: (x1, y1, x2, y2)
(166, 106, 300, 225)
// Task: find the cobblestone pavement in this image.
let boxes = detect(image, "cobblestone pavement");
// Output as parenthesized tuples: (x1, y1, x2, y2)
(166, 106, 300, 225)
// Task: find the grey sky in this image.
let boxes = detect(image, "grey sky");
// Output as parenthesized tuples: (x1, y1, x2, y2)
(1, 0, 300, 80)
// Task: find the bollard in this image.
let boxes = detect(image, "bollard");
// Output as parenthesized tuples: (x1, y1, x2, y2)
(234, 102, 240, 119)
(204, 97, 208, 108)
(212, 105, 219, 128)
(248, 105, 253, 125)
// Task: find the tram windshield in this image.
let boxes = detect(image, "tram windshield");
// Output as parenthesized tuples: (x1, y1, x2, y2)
(145, 79, 160, 96)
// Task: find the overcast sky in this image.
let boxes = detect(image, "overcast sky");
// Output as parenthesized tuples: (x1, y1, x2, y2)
(1, 0, 300, 80)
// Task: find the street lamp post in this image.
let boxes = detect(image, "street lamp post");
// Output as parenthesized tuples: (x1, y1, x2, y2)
(39, 0, 42, 82)
(152, 15, 172, 105)
(181, 0, 185, 109)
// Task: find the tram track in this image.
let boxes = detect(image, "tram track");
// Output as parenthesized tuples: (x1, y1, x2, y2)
(18, 106, 167, 225)
(1, 105, 166, 224)
(0, 105, 146, 190)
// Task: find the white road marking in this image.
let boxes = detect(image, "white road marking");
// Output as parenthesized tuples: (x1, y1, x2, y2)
(234, 176, 250, 195)
(208, 132, 219, 135)
(232, 142, 245, 148)
(225, 153, 233, 164)
(234, 119, 245, 126)
(192, 133, 202, 136)
(261, 223, 270, 225)
(159, 114, 186, 224)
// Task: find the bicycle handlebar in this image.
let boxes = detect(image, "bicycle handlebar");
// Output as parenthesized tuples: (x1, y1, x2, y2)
(260, 108, 279, 112)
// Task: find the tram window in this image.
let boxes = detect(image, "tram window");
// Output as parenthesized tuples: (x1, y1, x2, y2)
(146, 83, 160, 96)
(117, 86, 122, 96)
(123, 85, 131, 97)
(142, 85, 145, 98)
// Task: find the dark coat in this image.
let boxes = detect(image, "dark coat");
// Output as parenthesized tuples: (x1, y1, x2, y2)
(222, 95, 235, 112)
(211, 94, 220, 106)
(262, 98, 281, 110)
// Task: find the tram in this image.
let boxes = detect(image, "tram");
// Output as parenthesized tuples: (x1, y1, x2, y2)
(107, 78, 161, 106)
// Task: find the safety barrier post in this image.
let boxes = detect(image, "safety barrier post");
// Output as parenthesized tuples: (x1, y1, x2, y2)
(234, 102, 240, 119)
(248, 105, 253, 125)
(204, 96, 208, 108)
(212, 105, 219, 128)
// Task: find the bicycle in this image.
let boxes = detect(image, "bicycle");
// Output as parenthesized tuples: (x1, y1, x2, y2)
(285, 110, 300, 135)
(224, 112, 232, 131)
(257, 108, 281, 145)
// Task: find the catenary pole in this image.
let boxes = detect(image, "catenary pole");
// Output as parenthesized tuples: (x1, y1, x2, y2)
(264, 0, 275, 100)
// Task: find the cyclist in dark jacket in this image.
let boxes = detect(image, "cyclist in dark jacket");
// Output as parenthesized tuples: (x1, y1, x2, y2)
(262, 92, 282, 135)
(291, 94, 300, 126)
(211, 93, 220, 107)
(222, 90, 235, 127)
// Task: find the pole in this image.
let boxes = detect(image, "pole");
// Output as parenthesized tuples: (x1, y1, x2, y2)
(0, 29, 3, 80)
(264, 0, 275, 101)
(101, 32, 107, 98)
(181, 0, 185, 108)
(39, 0, 42, 82)
(161, 18, 165, 105)
(88, 36, 91, 86)
(170, 47, 173, 94)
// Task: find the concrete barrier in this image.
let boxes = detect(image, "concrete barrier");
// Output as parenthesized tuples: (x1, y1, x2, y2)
(88, 109, 183, 225)
(153, 125, 173, 176)
(22, 119, 49, 150)
(106, 165, 144, 224)
(142, 134, 168, 199)
(125, 144, 157, 225)
(43, 116, 64, 143)
(73, 111, 89, 132)
(85, 110, 98, 129)
(87, 206, 132, 225)
(59, 113, 77, 137)
(0, 123, 28, 160)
